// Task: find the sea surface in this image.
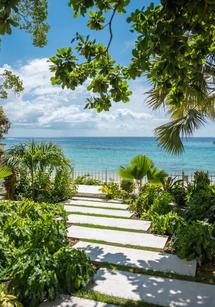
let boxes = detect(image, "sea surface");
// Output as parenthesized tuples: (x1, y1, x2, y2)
(3, 137, 215, 174)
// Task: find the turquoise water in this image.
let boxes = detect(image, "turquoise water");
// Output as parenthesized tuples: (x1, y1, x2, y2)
(3, 137, 215, 174)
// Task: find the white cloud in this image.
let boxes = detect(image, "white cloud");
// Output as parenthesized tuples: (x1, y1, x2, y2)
(5, 57, 214, 137)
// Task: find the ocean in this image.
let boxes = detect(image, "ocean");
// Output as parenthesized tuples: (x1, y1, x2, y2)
(3, 137, 215, 174)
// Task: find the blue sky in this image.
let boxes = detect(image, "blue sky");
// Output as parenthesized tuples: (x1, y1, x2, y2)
(1, 0, 215, 137)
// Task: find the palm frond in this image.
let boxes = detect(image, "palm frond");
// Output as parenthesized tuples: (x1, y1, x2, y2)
(155, 109, 206, 154)
(0, 165, 12, 179)
(146, 86, 167, 110)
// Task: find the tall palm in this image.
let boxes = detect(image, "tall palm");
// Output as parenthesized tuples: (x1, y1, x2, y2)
(118, 155, 167, 190)
(3, 142, 71, 200)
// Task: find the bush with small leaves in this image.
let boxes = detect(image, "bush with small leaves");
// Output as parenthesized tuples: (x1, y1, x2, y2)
(148, 191, 173, 217)
(101, 182, 121, 199)
(173, 221, 215, 264)
(151, 211, 184, 235)
(130, 184, 160, 218)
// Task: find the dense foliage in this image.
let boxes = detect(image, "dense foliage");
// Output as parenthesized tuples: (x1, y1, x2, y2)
(0, 199, 93, 306)
(129, 170, 215, 264)
(3, 142, 75, 202)
(185, 171, 215, 223)
(101, 182, 122, 200)
(50, 0, 215, 153)
(0, 0, 49, 47)
(74, 174, 102, 185)
(173, 221, 215, 264)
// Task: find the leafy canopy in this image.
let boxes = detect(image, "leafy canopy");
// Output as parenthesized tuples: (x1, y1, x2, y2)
(0, 0, 49, 100)
(0, 0, 49, 47)
(50, 0, 215, 153)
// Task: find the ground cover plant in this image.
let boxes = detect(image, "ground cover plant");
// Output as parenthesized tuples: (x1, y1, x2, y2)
(3, 142, 76, 203)
(0, 199, 94, 307)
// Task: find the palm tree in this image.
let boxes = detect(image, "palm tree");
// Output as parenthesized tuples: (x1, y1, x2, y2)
(118, 155, 167, 190)
(147, 57, 215, 154)
(3, 142, 72, 200)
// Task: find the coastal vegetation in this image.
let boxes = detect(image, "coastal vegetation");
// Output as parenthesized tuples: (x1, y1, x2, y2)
(0, 199, 93, 307)
(120, 170, 215, 265)
(3, 142, 75, 202)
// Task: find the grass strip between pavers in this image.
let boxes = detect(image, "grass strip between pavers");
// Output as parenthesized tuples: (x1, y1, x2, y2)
(65, 203, 128, 211)
(74, 290, 161, 307)
(74, 238, 163, 253)
(66, 211, 131, 219)
(68, 222, 148, 233)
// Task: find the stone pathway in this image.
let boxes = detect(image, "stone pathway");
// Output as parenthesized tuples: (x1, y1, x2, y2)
(68, 225, 168, 249)
(47, 186, 214, 306)
(63, 199, 128, 209)
(75, 241, 196, 276)
(64, 205, 132, 217)
(91, 268, 215, 307)
(77, 185, 105, 198)
(67, 214, 151, 231)
(40, 295, 116, 307)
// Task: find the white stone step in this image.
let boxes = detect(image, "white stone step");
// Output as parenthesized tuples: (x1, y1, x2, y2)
(73, 196, 123, 204)
(77, 185, 105, 198)
(64, 206, 132, 218)
(63, 199, 128, 210)
(91, 268, 215, 307)
(67, 225, 168, 249)
(67, 214, 151, 231)
(40, 295, 115, 307)
(74, 241, 196, 277)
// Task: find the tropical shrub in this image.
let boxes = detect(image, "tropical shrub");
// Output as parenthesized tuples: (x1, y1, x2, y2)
(130, 184, 160, 218)
(0, 200, 93, 307)
(163, 177, 187, 207)
(149, 191, 173, 217)
(101, 182, 121, 199)
(118, 155, 167, 190)
(151, 212, 184, 235)
(185, 171, 215, 223)
(120, 179, 135, 194)
(54, 247, 94, 293)
(3, 142, 75, 202)
(0, 285, 23, 307)
(74, 175, 102, 185)
(173, 221, 215, 264)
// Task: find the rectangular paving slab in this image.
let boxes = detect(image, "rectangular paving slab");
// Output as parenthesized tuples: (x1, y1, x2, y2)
(63, 199, 128, 209)
(67, 225, 168, 249)
(91, 268, 215, 307)
(73, 197, 123, 204)
(40, 295, 115, 307)
(77, 185, 105, 198)
(74, 241, 196, 276)
(67, 214, 151, 231)
(64, 205, 131, 217)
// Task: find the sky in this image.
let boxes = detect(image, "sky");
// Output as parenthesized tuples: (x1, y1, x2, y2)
(1, 0, 215, 137)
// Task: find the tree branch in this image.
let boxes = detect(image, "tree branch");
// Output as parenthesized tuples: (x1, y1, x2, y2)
(106, 6, 118, 51)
